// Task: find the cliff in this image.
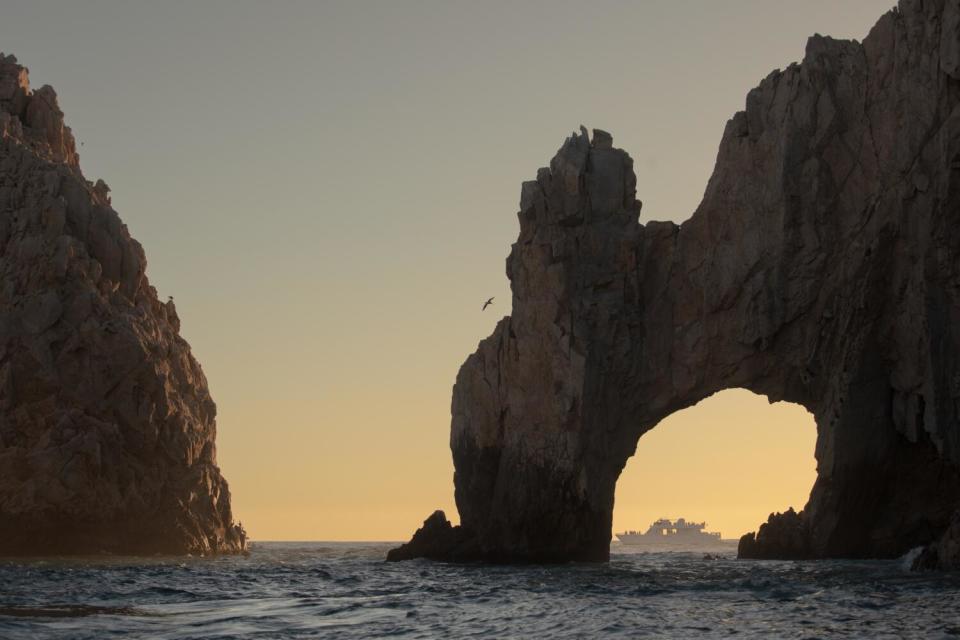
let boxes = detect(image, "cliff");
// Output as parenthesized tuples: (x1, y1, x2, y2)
(390, 0, 960, 568)
(0, 54, 244, 554)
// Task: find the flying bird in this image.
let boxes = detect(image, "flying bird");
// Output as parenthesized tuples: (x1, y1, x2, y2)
(482, 297, 494, 311)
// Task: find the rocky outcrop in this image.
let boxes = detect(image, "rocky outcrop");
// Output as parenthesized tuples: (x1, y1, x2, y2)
(391, 0, 960, 568)
(737, 508, 811, 560)
(385, 511, 479, 562)
(0, 54, 244, 555)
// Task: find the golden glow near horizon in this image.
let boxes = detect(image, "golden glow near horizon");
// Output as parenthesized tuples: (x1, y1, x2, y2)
(226, 387, 816, 542)
(0, 1, 886, 542)
(230, 388, 816, 542)
(614, 390, 816, 541)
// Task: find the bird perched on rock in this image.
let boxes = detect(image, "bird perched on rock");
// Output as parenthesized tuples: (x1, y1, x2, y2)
(482, 297, 494, 311)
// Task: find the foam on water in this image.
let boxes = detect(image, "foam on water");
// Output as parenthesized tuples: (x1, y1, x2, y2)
(1, 542, 959, 638)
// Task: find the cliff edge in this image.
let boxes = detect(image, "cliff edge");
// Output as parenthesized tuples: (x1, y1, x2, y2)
(0, 54, 244, 555)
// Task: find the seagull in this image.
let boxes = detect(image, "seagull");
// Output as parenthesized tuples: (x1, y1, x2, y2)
(482, 297, 494, 311)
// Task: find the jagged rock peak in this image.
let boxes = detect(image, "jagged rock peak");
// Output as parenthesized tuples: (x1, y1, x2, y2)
(0, 55, 245, 555)
(0, 55, 78, 167)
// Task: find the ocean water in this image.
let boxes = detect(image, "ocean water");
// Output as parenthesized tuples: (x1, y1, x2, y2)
(1, 542, 959, 639)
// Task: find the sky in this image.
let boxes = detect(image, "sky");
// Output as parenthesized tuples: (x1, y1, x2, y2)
(2, 0, 894, 541)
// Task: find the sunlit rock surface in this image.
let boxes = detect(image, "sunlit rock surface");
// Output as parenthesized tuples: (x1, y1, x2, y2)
(0, 54, 244, 555)
(391, 0, 960, 567)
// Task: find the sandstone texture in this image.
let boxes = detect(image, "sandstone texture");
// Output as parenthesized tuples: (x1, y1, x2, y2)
(391, 0, 960, 568)
(0, 54, 244, 555)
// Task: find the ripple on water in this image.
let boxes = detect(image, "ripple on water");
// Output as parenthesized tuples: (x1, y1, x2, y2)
(0, 543, 959, 639)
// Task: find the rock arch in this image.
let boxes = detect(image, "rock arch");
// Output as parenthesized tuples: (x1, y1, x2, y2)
(389, 0, 960, 565)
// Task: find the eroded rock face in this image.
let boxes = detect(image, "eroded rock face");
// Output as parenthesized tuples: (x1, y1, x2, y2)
(391, 0, 960, 567)
(0, 54, 245, 555)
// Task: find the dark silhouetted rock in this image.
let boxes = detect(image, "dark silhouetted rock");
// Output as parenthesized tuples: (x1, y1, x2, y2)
(913, 510, 960, 570)
(738, 508, 812, 560)
(386, 511, 478, 562)
(0, 54, 244, 555)
(390, 0, 960, 567)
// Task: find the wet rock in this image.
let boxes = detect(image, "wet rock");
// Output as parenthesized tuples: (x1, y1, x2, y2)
(0, 57, 244, 555)
(391, 0, 960, 564)
(913, 510, 960, 571)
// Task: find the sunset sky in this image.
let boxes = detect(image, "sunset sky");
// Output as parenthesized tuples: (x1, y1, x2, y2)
(3, 0, 892, 541)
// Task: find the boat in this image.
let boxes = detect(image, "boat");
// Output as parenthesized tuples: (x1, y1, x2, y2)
(615, 518, 733, 549)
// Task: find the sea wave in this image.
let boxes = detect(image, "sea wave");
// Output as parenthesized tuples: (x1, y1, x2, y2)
(0, 542, 958, 638)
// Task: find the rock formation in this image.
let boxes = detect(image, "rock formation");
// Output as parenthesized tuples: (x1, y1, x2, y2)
(0, 54, 244, 555)
(912, 509, 960, 570)
(385, 510, 478, 562)
(390, 0, 960, 568)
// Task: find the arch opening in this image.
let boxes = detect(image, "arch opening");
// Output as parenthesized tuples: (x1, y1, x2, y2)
(613, 388, 817, 549)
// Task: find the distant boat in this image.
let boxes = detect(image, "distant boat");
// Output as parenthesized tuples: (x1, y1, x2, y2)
(615, 518, 733, 549)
